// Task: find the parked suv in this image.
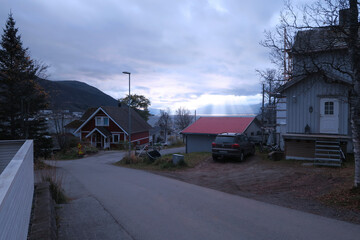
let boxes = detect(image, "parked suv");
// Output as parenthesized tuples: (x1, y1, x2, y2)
(212, 133, 255, 161)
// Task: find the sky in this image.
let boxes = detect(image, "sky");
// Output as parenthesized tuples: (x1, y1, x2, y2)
(0, 0, 301, 115)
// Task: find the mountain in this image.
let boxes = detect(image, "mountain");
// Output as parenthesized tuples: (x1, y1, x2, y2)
(36, 78, 118, 112)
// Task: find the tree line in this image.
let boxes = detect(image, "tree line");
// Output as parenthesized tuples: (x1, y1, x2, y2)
(119, 94, 194, 143)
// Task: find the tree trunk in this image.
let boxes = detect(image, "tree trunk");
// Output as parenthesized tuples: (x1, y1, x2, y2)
(350, 103, 360, 187)
(348, 0, 360, 187)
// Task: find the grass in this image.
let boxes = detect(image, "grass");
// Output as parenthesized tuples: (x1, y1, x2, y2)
(165, 141, 185, 149)
(34, 159, 55, 170)
(40, 163, 68, 204)
(115, 152, 211, 171)
(319, 186, 360, 211)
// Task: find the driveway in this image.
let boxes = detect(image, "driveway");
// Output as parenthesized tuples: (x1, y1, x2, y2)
(53, 150, 360, 240)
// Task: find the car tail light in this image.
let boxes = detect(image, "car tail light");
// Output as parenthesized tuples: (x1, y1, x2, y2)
(212, 142, 216, 147)
(232, 143, 240, 149)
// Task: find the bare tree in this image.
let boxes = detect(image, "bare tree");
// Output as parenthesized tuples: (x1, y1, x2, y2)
(157, 109, 172, 143)
(262, 0, 360, 187)
(52, 110, 67, 150)
(174, 107, 193, 131)
(257, 69, 283, 126)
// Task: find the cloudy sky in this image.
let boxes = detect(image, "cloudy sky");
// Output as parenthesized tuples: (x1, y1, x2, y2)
(1, 0, 303, 114)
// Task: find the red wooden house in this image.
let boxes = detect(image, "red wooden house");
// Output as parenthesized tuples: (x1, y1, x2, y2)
(74, 106, 151, 149)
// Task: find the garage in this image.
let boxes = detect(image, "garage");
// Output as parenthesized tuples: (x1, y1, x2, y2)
(181, 117, 261, 153)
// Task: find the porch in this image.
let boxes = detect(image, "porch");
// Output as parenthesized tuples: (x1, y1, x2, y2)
(85, 127, 112, 149)
(283, 133, 352, 166)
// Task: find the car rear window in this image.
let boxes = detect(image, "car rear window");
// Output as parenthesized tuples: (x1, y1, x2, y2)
(215, 136, 236, 143)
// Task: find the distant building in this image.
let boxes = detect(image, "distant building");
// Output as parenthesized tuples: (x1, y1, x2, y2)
(73, 106, 151, 149)
(72, 111, 83, 118)
(39, 109, 53, 115)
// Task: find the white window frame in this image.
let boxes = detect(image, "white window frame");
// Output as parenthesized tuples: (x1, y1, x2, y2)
(112, 134, 120, 143)
(324, 101, 334, 115)
(95, 116, 109, 126)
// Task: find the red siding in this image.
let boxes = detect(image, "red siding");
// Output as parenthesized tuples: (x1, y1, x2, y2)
(108, 117, 123, 132)
(82, 118, 95, 131)
(131, 131, 149, 145)
(80, 110, 125, 142)
(81, 132, 88, 141)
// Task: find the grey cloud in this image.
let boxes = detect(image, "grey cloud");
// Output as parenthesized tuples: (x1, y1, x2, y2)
(0, 0, 284, 110)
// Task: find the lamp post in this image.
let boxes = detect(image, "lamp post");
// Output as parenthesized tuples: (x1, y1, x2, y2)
(123, 71, 131, 157)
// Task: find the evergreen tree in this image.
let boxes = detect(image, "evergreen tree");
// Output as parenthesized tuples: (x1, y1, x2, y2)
(0, 13, 52, 157)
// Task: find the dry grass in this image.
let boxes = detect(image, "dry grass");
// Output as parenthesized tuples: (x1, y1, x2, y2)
(40, 161, 68, 204)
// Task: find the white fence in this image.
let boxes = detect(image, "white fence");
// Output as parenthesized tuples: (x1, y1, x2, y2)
(0, 140, 34, 240)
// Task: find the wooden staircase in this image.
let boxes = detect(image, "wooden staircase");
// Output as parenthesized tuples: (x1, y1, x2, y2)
(314, 140, 344, 167)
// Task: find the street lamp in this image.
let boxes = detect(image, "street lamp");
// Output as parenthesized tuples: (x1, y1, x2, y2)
(123, 71, 131, 157)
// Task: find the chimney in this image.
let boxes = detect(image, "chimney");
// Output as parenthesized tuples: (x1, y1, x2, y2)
(339, 8, 351, 27)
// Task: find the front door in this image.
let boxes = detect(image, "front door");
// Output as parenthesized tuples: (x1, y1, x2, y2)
(320, 98, 339, 134)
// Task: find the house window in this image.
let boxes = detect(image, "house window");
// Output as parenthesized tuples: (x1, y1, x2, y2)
(324, 102, 334, 115)
(112, 134, 120, 143)
(95, 116, 109, 126)
(103, 117, 109, 126)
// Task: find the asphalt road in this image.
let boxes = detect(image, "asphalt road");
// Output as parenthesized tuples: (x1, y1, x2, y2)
(53, 148, 360, 240)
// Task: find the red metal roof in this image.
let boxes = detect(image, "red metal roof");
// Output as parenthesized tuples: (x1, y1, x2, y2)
(181, 117, 255, 135)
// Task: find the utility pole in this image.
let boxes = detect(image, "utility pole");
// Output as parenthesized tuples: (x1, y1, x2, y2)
(262, 84, 265, 149)
(123, 71, 131, 157)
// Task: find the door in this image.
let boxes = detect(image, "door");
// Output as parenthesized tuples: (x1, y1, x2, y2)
(238, 135, 252, 155)
(320, 98, 339, 134)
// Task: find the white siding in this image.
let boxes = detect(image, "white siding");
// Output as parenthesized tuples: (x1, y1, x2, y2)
(0, 140, 34, 240)
(284, 75, 349, 135)
(244, 121, 261, 136)
(186, 134, 216, 153)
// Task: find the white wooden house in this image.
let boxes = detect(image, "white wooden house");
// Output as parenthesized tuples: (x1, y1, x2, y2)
(276, 9, 354, 166)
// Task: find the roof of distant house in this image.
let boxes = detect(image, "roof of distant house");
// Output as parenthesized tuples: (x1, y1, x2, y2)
(64, 119, 83, 129)
(181, 117, 256, 135)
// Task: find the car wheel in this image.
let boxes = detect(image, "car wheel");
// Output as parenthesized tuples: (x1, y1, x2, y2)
(212, 155, 218, 161)
(239, 151, 244, 161)
(251, 147, 255, 155)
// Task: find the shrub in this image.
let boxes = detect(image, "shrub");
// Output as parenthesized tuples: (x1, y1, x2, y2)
(83, 144, 98, 154)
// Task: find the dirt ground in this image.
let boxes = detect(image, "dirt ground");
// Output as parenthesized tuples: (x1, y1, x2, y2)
(155, 153, 360, 224)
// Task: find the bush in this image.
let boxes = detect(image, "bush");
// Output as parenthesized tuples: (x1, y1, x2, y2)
(53, 143, 98, 160)
(156, 136, 163, 143)
(54, 148, 78, 160)
(116, 152, 209, 171)
(67, 136, 79, 148)
(82, 144, 98, 154)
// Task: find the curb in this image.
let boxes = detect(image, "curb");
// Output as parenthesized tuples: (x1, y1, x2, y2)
(28, 182, 57, 240)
